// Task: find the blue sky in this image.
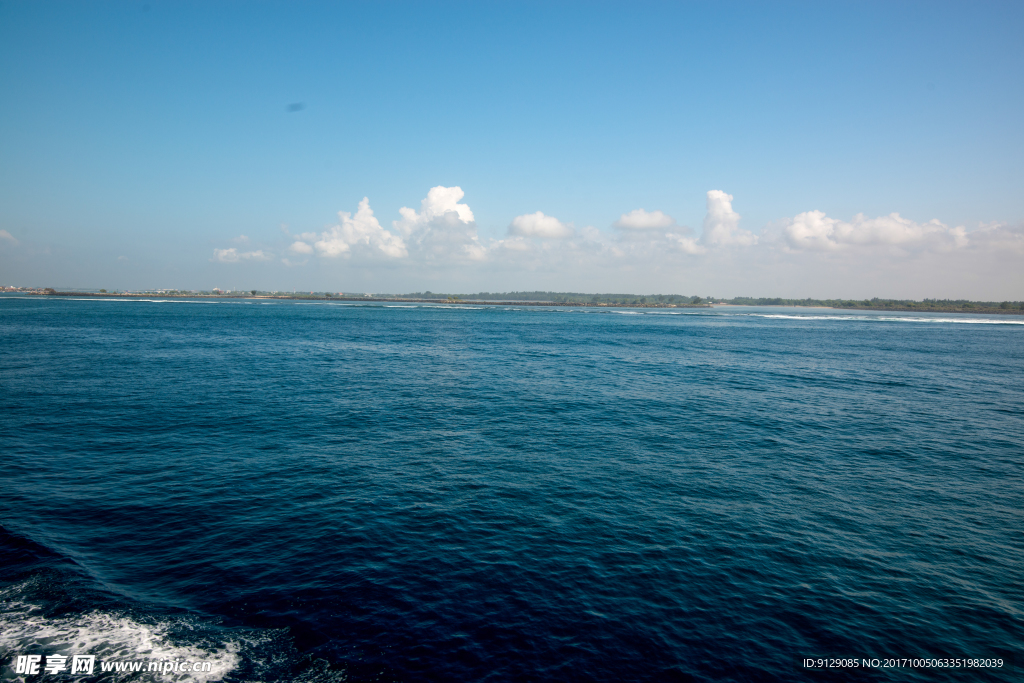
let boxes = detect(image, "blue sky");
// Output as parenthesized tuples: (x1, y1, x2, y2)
(1, 1, 1022, 297)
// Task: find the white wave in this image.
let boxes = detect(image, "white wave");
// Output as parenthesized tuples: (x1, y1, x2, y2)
(750, 314, 874, 320)
(746, 313, 1024, 324)
(421, 305, 485, 310)
(884, 316, 1024, 324)
(0, 589, 239, 682)
(8, 296, 1021, 324)
(294, 301, 356, 306)
(37, 298, 225, 304)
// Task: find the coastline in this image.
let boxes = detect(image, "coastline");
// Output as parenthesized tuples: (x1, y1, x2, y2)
(7, 290, 1022, 315)
(24, 291, 713, 309)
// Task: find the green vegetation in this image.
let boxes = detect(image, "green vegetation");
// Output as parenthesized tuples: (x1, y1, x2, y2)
(396, 292, 1023, 312)
(724, 296, 1024, 313)
(385, 291, 1024, 312)
(400, 291, 712, 306)
(33, 288, 1023, 313)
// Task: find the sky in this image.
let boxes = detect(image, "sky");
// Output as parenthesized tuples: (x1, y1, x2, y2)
(1, 0, 1022, 298)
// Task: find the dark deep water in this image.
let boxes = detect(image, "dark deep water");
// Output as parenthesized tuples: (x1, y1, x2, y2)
(1, 296, 1021, 682)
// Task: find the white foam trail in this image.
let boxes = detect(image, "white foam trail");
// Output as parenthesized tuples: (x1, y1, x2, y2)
(0, 588, 238, 682)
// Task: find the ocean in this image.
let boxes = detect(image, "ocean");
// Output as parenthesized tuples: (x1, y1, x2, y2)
(1, 296, 1021, 682)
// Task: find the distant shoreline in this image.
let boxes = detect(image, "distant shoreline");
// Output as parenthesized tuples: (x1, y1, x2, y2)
(10, 290, 1024, 315)
(28, 291, 711, 309)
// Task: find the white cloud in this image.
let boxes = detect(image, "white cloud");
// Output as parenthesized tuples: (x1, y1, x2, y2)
(212, 248, 270, 263)
(614, 209, 675, 231)
(280, 224, 318, 242)
(199, 186, 1019, 300)
(611, 209, 701, 252)
(393, 186, 485, 261)
(508, 211, 574, 239)
(313, 197, 407, 258)
(393, 186, 475, 237)
(701, 190, 757, 247)
(964, 222, 1024, 253)
(666, 233, 706, 255)
(777, 210, 968, 252)
(0, 229, 18, 245)
(232, 235, 250, 245)
(495, 236, 533, 252)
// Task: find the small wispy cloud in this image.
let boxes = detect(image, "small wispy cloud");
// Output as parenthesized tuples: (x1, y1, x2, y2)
(508, 211, 574, 239)
(0, 229, 18, 245)
(212, 248, 270, 263)
(614, 209, 675, 231)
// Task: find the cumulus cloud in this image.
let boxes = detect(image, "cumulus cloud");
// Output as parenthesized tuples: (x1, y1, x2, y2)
(393, 186, 475, 237)
(614, 208, 675, 231)
(393, 186, 486, 261)
(701, 190, 758, 247)
(0, 229, 17, 245)
(776, 210, 968, 252)
(199, 186, 1020, 300)
(212, 248, 270, 263)
(508, 211, 574, 239)
(305, 197, 407, 258)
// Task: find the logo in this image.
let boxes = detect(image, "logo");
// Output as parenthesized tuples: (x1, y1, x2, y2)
(11, 654, 211, 675)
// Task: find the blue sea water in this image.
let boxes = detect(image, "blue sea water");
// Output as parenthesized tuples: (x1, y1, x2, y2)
(1, 295, 1021, 682)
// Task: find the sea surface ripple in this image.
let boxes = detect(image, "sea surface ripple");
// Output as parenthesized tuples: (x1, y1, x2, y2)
(1, 297, 1021, 682)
